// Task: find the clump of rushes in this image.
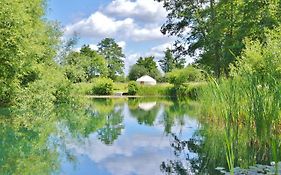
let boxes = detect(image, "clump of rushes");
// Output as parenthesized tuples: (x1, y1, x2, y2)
(199, 27, 281, 174)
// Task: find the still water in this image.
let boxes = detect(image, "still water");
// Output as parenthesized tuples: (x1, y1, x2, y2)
(1, 98, 281, 175)
(57, 98, 200, 175)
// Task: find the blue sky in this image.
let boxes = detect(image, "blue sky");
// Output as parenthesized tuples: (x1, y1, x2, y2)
(46, 0, 177, 73)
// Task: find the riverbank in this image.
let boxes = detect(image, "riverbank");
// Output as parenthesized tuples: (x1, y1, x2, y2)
(86, 95, 170, 98)
(75, 82, 205, 99)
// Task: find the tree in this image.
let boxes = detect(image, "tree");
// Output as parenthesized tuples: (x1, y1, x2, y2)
(98, 38, 125, 81)
(128, 64, 147, 81)
(0, 0, 61, 106)
(80, 45, 108, 79)
(157, 0, 281, 77)
(159, 48, 184, 73)
(128, 56, 161, 81)
(63, 45, 108, 83)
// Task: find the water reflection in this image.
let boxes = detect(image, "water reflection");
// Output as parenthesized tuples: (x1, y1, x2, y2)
(56, 98, 199, 175)
(1, 98, 281, 174)
(138, 102, 157, 111)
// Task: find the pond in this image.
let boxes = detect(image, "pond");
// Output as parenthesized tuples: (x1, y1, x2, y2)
(1, 98, 281, 175)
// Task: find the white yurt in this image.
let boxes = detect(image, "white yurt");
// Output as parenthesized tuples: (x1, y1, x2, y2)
(136, 75, 157, 85)
(138, 102, 157, 111)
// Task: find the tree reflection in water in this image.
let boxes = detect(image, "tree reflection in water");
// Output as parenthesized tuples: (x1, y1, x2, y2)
(160, 133, 192, 175)
(97, 108, 124, 145)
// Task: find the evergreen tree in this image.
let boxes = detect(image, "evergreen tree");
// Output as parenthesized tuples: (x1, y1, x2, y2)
(98, 38, 125, 81)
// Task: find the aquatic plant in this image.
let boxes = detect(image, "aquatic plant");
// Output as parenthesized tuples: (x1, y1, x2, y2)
(198, 27, 281, 174)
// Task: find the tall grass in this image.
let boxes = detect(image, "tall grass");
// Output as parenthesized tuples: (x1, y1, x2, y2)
(199, 28, 281, 173)
(199, 74, 281, 173)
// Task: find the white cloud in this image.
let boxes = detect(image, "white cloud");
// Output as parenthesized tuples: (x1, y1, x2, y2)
(125, 53, 141, 73)
(124, 42, 173, 73)
(65, 11, 135, 38)
(64, 10, 165, 42)
(66, 133, 170, 163)
(148, 42, 174, 59)
(105, 0, 167, 23)
(89, 44, 98, 50)
(130, 27, 163, 41)
(117, 41, 126, 50)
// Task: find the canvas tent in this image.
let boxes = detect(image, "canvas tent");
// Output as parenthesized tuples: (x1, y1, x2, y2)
(136, 75, 157, 85)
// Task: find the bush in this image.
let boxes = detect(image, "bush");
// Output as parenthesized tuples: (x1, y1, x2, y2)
(168, 82, 206, 99)
(166, 66, 203, 86)
(73, 83, 93, 95)
(91, 77, 113, 95)
(128, 81, 139, 95)
(136, 83, 172, 96)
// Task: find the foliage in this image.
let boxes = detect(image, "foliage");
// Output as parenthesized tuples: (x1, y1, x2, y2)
(128, 81, 139, 95)
(73, 82, 93, 95)
(168, 82, 206, 99)
(98, 38, 125, 81)
(159, 48, 184, 73)
(64, 64, 86, 83)
(113, 82, 127, 93)
(198, 27, 281, 173)
(91, 77, 114, 95)
(157, 0, 281, 77)
(15, 65, 74, 116)
(166, 66, 203, 87)
(136, 84, 172, 96)
(218, 163, 281, 175)
(128, 64, 148, 81)
(128, 56, 162, 81)
(63, 45, 108, 83)
(0, 0, 60, 106)
(80, 45, 108, 78)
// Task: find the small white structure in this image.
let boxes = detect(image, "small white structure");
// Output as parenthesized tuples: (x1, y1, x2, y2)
(138, 102, 157, 111)
(136, 75, 157, 85)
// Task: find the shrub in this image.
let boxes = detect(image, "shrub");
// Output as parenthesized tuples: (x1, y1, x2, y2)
(128, 81, 139, 95)
(166, 66, 203, 87)
(73, 83, 93, 95)
(91, 77, 113, 95)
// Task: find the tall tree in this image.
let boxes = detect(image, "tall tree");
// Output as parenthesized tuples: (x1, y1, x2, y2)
(157, 0, 281, 77)
(159, 48, 184, 73)
(98, 38, 125, 81)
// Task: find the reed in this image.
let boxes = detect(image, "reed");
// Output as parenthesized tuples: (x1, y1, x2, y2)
(198, 28, 281, 173)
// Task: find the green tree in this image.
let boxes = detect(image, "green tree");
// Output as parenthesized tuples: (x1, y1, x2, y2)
(137, 56, 161, 80)
(159, 48, 184, 73)
(157, 0, 281, 77)
(80, 45, 108, 79)
(98, 38, 125, 81)
(0, 0, 61, 106)
(63, 45, 108, 83)
(128, 64, 147, 81)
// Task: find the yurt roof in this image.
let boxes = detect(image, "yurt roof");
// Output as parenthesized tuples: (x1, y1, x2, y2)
(136, 75, 156, 82)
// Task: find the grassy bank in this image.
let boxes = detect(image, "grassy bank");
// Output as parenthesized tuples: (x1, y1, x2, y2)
(74, 81, 206, 98)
